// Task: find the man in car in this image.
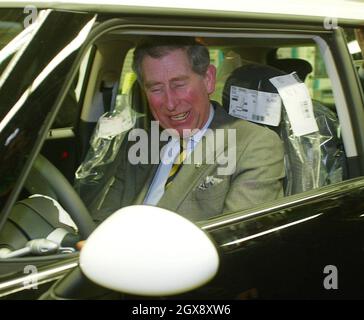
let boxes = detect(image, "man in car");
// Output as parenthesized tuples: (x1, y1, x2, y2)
(91, 37, 285, 223)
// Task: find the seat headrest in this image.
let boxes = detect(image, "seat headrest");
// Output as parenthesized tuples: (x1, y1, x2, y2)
(268, 58, 313, 82)
(222, 63, 286, 112)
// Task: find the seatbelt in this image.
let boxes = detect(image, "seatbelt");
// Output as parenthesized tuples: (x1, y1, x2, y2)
(100, 80, 115, 113)
(100, 70, 119, 112)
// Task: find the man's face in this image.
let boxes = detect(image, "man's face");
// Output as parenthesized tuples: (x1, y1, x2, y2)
(141, 49, 216, 137)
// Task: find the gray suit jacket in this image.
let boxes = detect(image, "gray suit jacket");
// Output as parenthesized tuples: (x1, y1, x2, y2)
(91, 104, 285, 223)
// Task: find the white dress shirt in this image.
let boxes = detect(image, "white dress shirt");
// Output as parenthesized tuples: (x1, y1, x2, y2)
(143, 105, 215, 205)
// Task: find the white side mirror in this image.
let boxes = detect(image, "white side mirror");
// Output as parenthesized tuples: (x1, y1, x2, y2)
(80, 205, 219, 296)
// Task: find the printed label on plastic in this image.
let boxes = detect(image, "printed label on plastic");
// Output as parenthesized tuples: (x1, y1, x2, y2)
(269, 73, 318, 136)
(229, 85, 281, 126)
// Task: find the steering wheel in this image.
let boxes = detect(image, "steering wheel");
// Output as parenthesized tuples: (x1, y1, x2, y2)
(24, 154, 106, 299)
(25, 154, 96, 239)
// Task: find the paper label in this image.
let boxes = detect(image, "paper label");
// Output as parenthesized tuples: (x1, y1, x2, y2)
(97, 108, 135, 138)
(269, 73, 318, 136)
(229, 85, 281, 126)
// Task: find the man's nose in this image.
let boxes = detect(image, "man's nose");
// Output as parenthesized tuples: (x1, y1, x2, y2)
(165, 88, 178, 111)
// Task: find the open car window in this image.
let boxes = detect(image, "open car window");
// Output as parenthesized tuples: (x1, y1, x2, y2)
(345, 27, 364, 95)
(73, 30, 351, 222)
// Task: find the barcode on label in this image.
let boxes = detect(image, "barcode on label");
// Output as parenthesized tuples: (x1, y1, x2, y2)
(300, 100, 310, 119)
(252, 114, 265, 122)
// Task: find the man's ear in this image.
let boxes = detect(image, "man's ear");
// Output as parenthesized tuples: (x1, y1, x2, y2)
(204, 64, 216, 95)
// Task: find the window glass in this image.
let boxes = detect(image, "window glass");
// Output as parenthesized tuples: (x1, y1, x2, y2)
(0, 9, 25, 76)
(0, 11, 93, 214)
(276, 46, 335, 108)
(344, 27, 364, 94)
(75, 47, 92, 102)
(51, 84, 79, 129)
(51, 46, 93, 129)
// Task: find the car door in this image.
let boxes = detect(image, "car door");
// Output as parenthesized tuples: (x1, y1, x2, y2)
(0, 8, 96, 299)
(194, 177, 364, 299)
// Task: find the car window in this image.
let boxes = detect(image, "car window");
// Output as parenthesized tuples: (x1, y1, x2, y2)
(50, 50, 93, 129)
(276, 45, 335, 109)
(0, 9, 34, 210)
(0, 9, 26, 76)
(0, 10, 94, 214)
(344, 27, 364, 95)
(74, 33, 350, 224)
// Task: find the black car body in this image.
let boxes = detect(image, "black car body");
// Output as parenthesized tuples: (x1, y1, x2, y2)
(0, 0, 364, 299)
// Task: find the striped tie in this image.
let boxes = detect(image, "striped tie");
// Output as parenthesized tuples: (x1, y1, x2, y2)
(165, 139, 187, 189)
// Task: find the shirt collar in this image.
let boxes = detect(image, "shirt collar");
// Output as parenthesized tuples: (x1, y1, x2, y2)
(190, 104, 214, 145)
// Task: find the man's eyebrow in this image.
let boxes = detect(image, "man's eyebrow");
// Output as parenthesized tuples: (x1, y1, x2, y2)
(144, 80, 162, 89)
(144, 76, 189, 89)
(170, 75, 189, 82)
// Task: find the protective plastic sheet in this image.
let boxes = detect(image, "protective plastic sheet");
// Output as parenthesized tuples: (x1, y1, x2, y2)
(75, 94, 144, 188)
(222, 63, 346, 196)
(281, 100, 346, 196)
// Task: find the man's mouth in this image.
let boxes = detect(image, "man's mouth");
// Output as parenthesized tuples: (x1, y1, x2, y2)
(170, 111, 190, 121)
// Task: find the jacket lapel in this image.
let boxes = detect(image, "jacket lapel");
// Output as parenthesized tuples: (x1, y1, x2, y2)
(133, 163, 159, 204)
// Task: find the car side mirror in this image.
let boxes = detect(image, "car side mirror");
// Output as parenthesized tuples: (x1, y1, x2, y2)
(79, 205, 219, 296)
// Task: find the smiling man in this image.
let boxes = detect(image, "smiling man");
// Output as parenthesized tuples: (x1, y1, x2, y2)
(136, 42, 215, 137)
(91, 37, 285, 223)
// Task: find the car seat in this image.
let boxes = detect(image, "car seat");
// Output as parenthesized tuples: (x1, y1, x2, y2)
(130, 79, 153, 131)
(266, 49, 313, 82)
(222, 63, 346, 195)
(74, 78, 150, 210)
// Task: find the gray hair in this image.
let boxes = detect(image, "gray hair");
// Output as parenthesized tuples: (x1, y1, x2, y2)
(132, 37, 210, 83)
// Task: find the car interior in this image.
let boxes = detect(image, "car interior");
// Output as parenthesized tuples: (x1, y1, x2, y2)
(68, 33, 348, 201)
(2, 31, 351, 243)
(0, 24, 362, 299)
